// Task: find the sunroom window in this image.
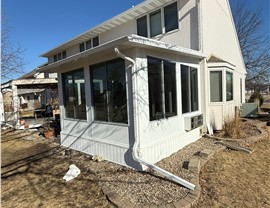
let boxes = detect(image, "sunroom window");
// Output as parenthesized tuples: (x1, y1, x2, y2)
(148, 57, 177, 121)
(62, 69, 86, 120)
(181, 65, 198, 114)
(90, 58, 127, 124)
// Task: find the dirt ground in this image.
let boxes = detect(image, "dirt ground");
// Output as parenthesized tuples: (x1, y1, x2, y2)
(1, 130, 114, 208)
(1, 119, 270, 207)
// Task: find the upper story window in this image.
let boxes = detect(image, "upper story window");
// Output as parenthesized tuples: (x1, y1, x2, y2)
(148, 56, 177, 121)
(137, 2, 178, 38)
(54, 51, 67, 62)
(181, 65, 198, 114)
(79, 36, 99, 52)
(93, 36, 99, 47)
(137, 15, 148, 37)
(79, 43, 85, 52)
(164, 2, 178, 32)
(150, 10, 162, 37)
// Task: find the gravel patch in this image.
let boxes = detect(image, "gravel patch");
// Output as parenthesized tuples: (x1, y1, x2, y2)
(99, 137, 223, 206)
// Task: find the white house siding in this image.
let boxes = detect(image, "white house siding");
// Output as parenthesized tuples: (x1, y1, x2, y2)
(201, 0, 246, 130)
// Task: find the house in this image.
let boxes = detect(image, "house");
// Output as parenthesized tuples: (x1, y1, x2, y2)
(1, 66, 58, 123)
(38, 0, 245, 173)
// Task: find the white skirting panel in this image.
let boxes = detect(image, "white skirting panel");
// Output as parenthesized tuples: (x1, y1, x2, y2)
(140, 128, 201, 164)
(60, 133, 142, 170)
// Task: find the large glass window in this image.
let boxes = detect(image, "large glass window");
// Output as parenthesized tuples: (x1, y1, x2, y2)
(226, 71, 233, 101)
(164, 2, 178, 32)
(181, 65, 198, 113)
(137, 15, 148, 37)
(62, 69, 86, 119)
(148, 57, 177, 121)
(210, 71, 223, 102)
(150, 10, 162, 37)
(90, 58, 127, 124)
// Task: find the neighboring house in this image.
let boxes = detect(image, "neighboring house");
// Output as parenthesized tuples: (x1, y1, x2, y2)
(1, 66, 58, 123)
(39, 0, 245, 171)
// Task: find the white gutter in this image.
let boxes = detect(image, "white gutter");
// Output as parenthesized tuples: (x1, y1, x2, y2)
(114, 47, 196, 191)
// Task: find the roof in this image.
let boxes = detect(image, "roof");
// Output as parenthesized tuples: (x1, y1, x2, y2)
(19, 63, 48, 79)
(40, 0, 175, 57)
(17, 88, 45, 95)
(38, 34, 206, 73)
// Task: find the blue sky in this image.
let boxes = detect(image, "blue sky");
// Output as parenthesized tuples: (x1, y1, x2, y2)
(2, 0, 269, 80)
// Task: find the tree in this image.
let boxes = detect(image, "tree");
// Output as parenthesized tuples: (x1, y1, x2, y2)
(1, 18, 26, 81)
(230, 0, 270, 91)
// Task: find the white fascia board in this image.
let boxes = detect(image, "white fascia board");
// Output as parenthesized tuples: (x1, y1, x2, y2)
(128, 35, 207, 59)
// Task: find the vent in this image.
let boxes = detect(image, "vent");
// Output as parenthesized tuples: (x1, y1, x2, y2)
(184, 114, 203, 131)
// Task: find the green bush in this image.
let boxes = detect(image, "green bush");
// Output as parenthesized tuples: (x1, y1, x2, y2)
(248, 92, 264, 106)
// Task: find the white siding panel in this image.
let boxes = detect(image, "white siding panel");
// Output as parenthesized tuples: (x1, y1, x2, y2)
(140, 128, 201, 164)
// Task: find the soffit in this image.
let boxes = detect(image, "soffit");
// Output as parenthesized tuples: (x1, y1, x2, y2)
(41, 0, 174, 57)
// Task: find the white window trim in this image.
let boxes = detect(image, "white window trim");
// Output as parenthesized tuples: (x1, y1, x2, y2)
(209, 67, 234, 105)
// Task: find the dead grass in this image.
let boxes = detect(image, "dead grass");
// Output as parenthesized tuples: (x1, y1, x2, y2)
(194, 131, 270, 208)
(1, 129, 113, 208)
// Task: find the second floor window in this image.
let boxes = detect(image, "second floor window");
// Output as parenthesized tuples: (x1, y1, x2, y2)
(137, 2, 178, 38)
(150, 10, 162, 37)
(137, 15, 148, 37)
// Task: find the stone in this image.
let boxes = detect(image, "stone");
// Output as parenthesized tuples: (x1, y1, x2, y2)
(188, 159, 200, 173)
(199, 149, 213, 159)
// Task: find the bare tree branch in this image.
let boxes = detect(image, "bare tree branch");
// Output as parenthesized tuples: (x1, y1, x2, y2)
(230, 0, 270, 91)
(1, 17, 26, 81)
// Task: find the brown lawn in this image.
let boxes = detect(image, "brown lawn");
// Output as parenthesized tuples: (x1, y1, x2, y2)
(194, 128, 270, 208)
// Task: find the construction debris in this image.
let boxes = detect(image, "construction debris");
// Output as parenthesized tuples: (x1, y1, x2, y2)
(63, 164, 81, 182)
(214, 141, 254, 154)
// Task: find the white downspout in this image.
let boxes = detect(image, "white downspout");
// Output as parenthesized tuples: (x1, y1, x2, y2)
(114, 47, 196, 191)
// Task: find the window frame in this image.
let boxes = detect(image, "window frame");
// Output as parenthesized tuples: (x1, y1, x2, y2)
(136, 1, 179, 38)
(62, 68, 87, 120)
(147, 56, 177, 121)
(181, 65, 199, 114)
(90, 58, 128, 124)
(209, 69, 234, 103)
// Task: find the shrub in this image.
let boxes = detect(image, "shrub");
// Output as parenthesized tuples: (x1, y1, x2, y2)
(248, 92, 264, 106)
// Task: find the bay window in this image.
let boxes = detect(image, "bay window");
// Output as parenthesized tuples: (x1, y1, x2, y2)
(210, 71, 223, 102)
